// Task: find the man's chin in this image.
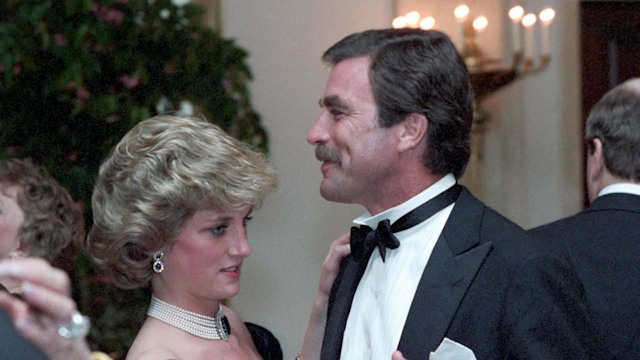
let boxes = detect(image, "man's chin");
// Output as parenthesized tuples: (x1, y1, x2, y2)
(319, 183, 350, 204)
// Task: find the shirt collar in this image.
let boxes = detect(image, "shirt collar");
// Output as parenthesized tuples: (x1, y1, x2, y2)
(598, 183, 640, 197)
(353, 174, 457, 229)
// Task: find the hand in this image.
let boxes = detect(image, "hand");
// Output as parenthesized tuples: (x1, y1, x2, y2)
(0, 258, 92, 360)
(318, 232, 351, 297)
(392, 351, 407, 360)
(300, 233, 351, 360)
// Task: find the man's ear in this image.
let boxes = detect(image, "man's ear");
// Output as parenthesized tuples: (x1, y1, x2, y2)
(397, 113, 428, 153)
(587, 138, 605, 185)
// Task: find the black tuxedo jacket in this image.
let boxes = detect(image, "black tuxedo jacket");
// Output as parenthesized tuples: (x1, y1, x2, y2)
(0, 308, 46, 360)
(321, 187, 592, 360)
(529, 193, 640, 358)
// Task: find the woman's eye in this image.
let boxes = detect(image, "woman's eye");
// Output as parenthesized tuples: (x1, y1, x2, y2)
(243, 216, 253, 227)
(210, 225, 227, 236)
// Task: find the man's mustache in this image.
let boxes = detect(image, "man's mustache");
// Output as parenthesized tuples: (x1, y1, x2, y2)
(315, 145, 341, 163)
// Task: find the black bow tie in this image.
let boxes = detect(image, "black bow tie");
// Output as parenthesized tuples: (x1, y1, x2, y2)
(350, 219, 398, 263)
(350, 184, 462, 263)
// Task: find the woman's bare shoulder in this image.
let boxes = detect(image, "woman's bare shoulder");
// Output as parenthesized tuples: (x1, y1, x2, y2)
(125, 321, 182, 360)
(126, 346, 181, 360)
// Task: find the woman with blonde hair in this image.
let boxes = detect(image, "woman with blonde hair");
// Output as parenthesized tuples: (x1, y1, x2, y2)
(86, 115, 277, 359)
(0, 114, 347, 359)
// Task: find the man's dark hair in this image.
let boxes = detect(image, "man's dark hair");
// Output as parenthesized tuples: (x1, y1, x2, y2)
(322, 28, 474, 178)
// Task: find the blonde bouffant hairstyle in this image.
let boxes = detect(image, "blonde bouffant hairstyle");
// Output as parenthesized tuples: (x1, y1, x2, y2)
(86, 115, 277, 289)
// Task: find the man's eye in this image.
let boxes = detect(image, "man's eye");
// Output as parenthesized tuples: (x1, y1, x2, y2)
(330, 109, 346, 119)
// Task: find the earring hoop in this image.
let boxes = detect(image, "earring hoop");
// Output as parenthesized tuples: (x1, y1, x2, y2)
(152, 251, 164, 273)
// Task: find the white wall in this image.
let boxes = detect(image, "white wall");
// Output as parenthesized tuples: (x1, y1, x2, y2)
(221, 1, 393, 358)
(481, 0, 583, 227)
(210, 0, 582, 357)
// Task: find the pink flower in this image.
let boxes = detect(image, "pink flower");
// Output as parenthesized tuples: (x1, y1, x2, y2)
(76, 86, 90, 100)
(103, 8, 125, 25)
(5, 146, 18, 154)
(12, 64, 21, 75)
(223, 78, 233, 91)
(67, 152, 78, 162)
(163, 63, 175, 74)
(119, 74, 140, 89)
(106, 114, 120, 123)
(92, 4, 125, 26)
(53, 33, 68, 47)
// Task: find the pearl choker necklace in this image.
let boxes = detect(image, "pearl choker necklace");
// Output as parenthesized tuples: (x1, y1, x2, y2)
(147, 295, 231, 340)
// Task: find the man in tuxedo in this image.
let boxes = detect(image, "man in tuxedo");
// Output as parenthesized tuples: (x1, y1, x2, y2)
(529, 78, 640, 358)
(307, 28, 592, 359)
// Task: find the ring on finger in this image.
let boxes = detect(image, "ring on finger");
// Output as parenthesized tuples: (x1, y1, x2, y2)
(57, 311, 91, 339)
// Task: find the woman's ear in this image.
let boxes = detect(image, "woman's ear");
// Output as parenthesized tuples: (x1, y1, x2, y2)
(9, 249, 29, 259)
(397, 113, 428, 153)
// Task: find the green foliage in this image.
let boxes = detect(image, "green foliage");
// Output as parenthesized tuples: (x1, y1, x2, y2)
(0, 0, 267, 357)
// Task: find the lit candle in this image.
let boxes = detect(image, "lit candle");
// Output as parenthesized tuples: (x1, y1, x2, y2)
(420, 16, 436, 30)
(522, 13, 537, 60)
(508, 6, 524, 54)
(539, 8, 556, 55)
(472, 16, 488, 33)
(405, 11, 421, 28)
(454, 4, 470, 52)
(392, 16, 407, 29)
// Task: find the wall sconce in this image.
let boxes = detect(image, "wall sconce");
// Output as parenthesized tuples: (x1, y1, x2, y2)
(392, 0, 555, 198)
(392, 4, 555, 129)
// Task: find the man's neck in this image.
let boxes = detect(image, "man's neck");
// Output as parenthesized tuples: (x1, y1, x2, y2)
(363, 173, 450, 216)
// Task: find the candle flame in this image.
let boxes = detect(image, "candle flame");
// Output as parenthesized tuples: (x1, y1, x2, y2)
(509, 6, 524, 22)
(420, 17, 436, 30)
(473, 16, 488, 32)
(392, 16, 407, 29)
(405, 11, 421, 27)
(454, 5, 470, 21)
(522, 13, 537, 27)
(539, 8, 555, 25)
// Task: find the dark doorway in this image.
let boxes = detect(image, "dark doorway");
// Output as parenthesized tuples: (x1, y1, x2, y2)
(580, 1, 640, 206)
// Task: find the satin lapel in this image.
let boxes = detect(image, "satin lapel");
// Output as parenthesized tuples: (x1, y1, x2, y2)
(320, 255, 368, 360)
(398, 187, 493, 358)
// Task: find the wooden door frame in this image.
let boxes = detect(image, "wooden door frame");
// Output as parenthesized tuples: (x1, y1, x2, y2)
(580, 0, 640, 206)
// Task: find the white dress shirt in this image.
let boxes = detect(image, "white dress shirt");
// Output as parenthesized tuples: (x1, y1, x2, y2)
(340, 174, 457, 360)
